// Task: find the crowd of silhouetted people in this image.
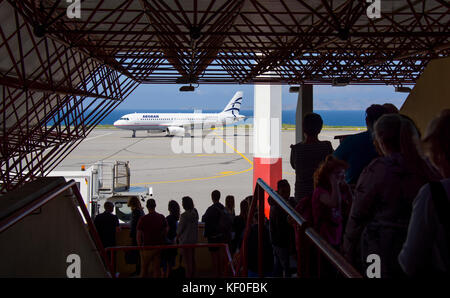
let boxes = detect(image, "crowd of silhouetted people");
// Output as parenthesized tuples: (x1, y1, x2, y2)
(289, 104, 450, 278)
(94, 104, 450, 278)
(95, 189, 250, 278)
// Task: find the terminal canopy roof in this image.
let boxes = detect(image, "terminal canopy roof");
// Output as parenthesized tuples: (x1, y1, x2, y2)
(0, 0, 449, 193)
(10, 0, 450, 85)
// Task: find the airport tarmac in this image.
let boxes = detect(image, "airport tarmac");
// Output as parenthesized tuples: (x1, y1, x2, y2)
(55, 127, 364, 217)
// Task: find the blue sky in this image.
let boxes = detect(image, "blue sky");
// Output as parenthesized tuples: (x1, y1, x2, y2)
(116, 84, 409, 111)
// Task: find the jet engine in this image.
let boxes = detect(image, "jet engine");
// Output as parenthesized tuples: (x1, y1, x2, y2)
(166, 126, 185, 136)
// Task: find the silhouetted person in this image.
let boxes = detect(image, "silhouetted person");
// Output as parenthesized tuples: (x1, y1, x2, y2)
(247, 211, 273, 277)
(290, 112, 333, 204)
(334, 104, 388, 185)
(94, 201, 120, 248)
(399, 110, 450, 276)
(202, 190, 232, 277)
(312, 155, 352, 249)
(383, 103, 399, 114)
(343, 114, 438, 277)
(268, 179, 294, 277)
(177, 196, 199, 278)
(128, 196, 145, 247)
(231, 199, 249, 254)
(225, 195, 236, 216)
(127, 196, 144, 275)
(137, 199, 168, 278)
(161, 200, 180, 277)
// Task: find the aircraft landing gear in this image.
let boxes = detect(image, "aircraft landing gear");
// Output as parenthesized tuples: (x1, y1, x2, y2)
(132, 130, 136, 138)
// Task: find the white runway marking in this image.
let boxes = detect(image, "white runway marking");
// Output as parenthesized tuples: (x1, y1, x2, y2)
(84, 132, 112, 142)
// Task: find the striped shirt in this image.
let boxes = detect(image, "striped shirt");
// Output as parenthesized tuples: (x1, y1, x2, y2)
(290, 141, 333, 201)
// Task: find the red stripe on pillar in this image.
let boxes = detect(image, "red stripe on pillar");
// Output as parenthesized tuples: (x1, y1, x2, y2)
(253, 157, 282, 219)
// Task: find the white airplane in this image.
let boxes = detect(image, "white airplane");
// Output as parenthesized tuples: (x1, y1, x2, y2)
(113, 91, 245, 137)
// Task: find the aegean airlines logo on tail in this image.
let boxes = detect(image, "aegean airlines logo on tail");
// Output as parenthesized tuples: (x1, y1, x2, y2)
(222, 91, 243, 118)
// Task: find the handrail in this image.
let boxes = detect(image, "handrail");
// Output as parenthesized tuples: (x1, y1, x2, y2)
(0, 179, 114, 277)
(106, 243, 236, 277)
(238, 178, 362, 278)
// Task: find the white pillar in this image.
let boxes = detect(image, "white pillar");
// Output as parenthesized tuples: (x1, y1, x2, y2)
(253, 83, 282, 219)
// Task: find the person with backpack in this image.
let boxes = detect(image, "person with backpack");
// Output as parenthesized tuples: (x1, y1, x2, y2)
(202, 190, 233, 277)
(399, 110, 450, 276)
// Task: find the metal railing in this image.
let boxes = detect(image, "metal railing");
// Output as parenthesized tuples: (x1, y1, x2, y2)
(106, 243, 236, 277)
(237, 178, 362, 278)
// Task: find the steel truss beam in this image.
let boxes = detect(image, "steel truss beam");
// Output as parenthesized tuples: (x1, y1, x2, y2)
(0, 0, 139, 193)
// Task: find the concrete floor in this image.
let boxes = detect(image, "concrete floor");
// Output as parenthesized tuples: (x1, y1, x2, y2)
(55, 127, 363, 217)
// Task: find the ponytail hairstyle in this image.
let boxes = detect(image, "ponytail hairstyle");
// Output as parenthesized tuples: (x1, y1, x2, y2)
(374, 114, 436, 180)
(314, 155, 349, 192)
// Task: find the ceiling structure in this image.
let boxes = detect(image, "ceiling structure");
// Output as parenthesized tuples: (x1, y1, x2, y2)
(0, 0, 449, 193)
(17, 0, 450, 85)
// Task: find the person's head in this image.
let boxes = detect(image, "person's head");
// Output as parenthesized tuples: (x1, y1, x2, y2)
(104, 201, 114, 213)
(365, 104, 388, 131)
(314, 155, 349, 191)
(383, 103, 399, 114)
(146, 199, 156, 211)
(211, 190, 221, 203)
(374, 113, 437, 179)
(127, 196, 142, 211)
(244, 195, 253, 204)
(225, 195, 235, 212)
(374, 114, 420, 156)
(168, 200, 180, 218)
(277, 179, 291, 200)
(303, 113, 323, 138)
(243, 195, 253, 211)
(240, 199, 249, 219)
(422, 109, 450, 178)
(182, 196, 195, 211)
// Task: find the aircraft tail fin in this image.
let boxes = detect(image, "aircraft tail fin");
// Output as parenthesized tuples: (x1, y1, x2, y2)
(221, 91, 243, 116)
